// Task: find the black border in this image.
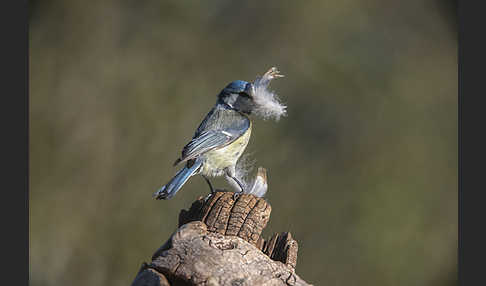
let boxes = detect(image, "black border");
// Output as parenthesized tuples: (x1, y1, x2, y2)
(458, 1, 486, 285)
(3, 1, 484, 285)
(1, 1, 29, 285)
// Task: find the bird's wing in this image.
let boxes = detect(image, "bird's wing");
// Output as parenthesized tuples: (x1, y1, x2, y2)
(173, 105, 250, 166)
(174, 129, 243, 166)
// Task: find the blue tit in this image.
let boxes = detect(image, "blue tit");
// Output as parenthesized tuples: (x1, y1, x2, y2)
(153, 80, 256, 200)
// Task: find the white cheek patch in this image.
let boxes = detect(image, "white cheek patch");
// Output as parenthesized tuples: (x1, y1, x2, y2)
(229, 94, 239, 106)
(251, 67, 287, 121)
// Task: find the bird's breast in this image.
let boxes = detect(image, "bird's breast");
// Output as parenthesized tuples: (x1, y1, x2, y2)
(201, 124, 252, 177)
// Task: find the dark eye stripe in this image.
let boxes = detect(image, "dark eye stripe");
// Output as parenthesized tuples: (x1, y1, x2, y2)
(239, 92, 251, 98)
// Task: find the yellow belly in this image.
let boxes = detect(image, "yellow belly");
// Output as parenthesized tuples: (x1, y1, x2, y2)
(201, 125, 252, 177)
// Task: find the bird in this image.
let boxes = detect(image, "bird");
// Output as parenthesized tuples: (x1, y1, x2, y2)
(153, 67, 285, 200)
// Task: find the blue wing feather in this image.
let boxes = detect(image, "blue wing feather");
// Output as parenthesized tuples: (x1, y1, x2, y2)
(174, 104, 250, 166)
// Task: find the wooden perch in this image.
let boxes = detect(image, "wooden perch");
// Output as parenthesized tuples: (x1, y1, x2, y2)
(131, 191, 312, 286)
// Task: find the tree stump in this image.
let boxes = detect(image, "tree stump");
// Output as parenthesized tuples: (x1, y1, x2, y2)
(131, 191, 312, 286)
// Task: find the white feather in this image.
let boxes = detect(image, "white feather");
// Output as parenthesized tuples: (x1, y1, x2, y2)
(235, 153, 255, 190)
(251, 67, 287, 121)
(246, 173, 268, 198)
(235, 155, 268, 198)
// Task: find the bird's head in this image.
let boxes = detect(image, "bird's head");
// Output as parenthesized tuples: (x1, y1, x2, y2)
(217, 80, 255, 114)
(217, 67, 286, 120)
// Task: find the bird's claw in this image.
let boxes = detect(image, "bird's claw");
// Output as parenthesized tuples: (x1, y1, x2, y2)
(233, 190, 243, 200)
(203, 192, 213, 202)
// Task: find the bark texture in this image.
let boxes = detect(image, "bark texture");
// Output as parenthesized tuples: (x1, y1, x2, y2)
(132, 191, 312, 286)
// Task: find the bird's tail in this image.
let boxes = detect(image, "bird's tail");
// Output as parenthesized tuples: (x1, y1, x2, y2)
(153, 158, 203, 200)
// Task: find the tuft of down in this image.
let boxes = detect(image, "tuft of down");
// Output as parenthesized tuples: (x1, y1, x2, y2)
(245, 167, 268, 198)
(251, 67, 287, 121)
(233, 154, 268, 198)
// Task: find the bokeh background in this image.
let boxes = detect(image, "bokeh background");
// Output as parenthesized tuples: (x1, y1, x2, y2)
(29, 1, 457, 285)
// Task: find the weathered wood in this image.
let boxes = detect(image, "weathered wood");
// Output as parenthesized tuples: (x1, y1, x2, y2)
(132, 263, 171, 286)
(263, 232, 299, 271)
(133, 191, 311, 286)
(179, 192, 271, 246)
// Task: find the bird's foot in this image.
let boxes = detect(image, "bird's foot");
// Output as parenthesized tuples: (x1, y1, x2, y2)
(202, 175, 216, 195)
(233, 190, 244, 200)
(203, 192, 213, 202)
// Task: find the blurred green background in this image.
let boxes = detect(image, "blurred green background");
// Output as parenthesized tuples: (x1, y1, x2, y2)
(29, 0, 457, 285)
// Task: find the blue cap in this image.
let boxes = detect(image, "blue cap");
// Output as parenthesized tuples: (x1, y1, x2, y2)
(222, 80, 250, 94)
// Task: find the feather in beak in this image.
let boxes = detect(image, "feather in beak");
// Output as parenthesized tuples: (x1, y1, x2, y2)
(251, 67, 287, 121)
